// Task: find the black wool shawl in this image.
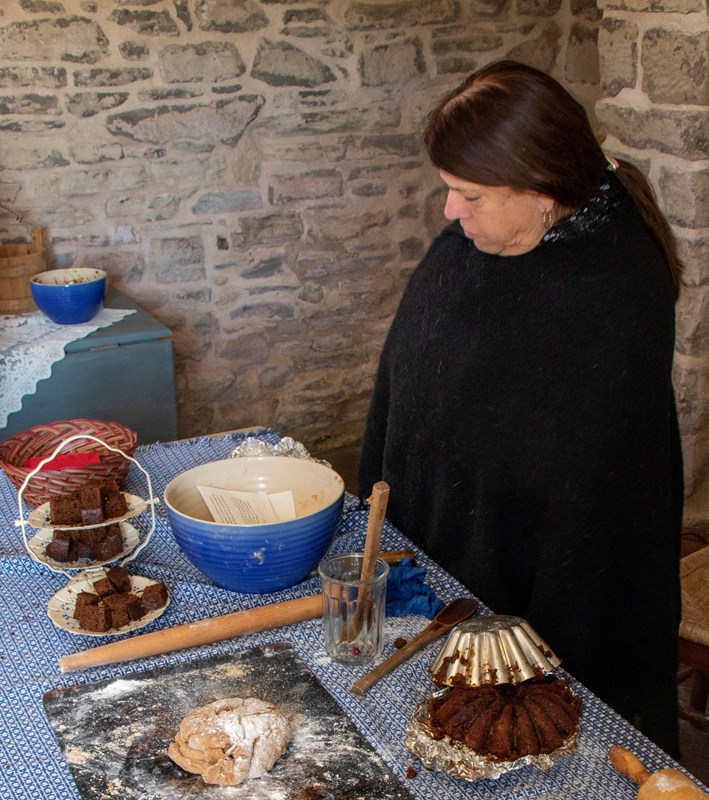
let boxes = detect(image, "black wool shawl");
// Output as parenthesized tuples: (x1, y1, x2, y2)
(359, 176, 683, 755)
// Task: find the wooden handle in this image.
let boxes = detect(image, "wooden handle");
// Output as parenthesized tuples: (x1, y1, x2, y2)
(360, 481, 390, 580)
(610, 746, 709, 799)
(341, 481, 390, 642)
(352, 623, 443, 695)
(609, 746, 651, 786)
(59, 593, 323, 672)
(379, 549, 416, 566)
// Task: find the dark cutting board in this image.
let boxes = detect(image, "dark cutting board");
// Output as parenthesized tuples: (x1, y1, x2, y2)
(43, 643, 414, 800)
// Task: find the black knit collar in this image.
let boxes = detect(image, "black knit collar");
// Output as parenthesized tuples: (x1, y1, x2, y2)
(542, 171, 625, 244)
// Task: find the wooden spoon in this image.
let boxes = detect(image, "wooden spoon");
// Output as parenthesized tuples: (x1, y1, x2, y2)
(339, 481, 389, 643)
(351, 596, 479, 695)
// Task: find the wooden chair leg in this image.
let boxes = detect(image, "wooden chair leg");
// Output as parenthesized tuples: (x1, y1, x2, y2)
(678, 670, 709, 730)
(689, 671, 709, 716)
(678, 665, 694, 684)
(677, 638, 709, 730)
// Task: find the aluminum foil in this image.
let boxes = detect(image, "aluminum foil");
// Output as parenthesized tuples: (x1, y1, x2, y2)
(230, 436, 332, 467)
(404, 690, 580, 782)
(430, 614, 562, 688)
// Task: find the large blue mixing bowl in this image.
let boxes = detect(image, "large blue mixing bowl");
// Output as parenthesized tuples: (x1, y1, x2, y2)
(163, 456, 345, 594)
(31, 267, 107, 324)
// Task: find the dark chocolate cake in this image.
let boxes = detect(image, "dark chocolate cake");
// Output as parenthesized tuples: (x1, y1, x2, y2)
(428, 677, 582, 761)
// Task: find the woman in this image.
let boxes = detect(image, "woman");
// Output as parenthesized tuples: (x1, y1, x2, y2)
(359, 60, 683, 756)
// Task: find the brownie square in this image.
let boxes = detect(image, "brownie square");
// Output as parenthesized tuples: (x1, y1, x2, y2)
(71, 526, 105, 548)
(79, 484, 102, 506)
(102, 592, 128, 611)
(106, 565, 132, 593)
(79, 485, 105, 525)
(49, 493, 81, 526)
(99, 480, 121, 498)
(93, 528, 123, 561)
(109, 607, 130, 629)
(72, 541, 95, 561)
(46, 530, 74, 562)
(93, 577, 115, 597)
(141, 582, 168, 611)
(103, 488, 128, 519)
(73, 592, 99, 614)
(80, 509, 104, 526)
(102, 523, 122, 539)
(75, 604, 112, 632)
(124, 593, 145, 621)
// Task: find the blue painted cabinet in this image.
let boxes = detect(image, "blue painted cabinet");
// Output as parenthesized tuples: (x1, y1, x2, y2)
(1, 288, 178, 444)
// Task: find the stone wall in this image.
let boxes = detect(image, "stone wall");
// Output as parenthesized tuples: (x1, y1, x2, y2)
(0, 0, 601, 454)
(596, 0, 709, 510)
(1, 0, 706, 515)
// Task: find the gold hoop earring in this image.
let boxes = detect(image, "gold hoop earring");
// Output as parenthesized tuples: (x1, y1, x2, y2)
(542, 209, 553, 229)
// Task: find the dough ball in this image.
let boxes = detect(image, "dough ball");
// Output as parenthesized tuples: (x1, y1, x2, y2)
(168, 697, 294, 786)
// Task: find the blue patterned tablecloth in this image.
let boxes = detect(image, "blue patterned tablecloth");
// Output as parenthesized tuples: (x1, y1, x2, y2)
(0, 429, 700, 799)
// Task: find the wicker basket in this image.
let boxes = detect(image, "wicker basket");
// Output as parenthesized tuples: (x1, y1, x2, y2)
(0, 203, 45, 314)
(0, 419, 138, 507)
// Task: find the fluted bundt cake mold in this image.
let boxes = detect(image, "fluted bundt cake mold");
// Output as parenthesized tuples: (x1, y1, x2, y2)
(430, 614, 561, 688)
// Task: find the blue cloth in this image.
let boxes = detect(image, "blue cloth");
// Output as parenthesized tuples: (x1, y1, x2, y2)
(386, 557, 445, 619)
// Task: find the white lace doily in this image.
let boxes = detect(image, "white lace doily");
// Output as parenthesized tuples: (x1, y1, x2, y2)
(0, 308, 137, 428)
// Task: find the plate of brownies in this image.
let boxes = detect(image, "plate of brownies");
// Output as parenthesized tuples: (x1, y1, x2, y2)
(28, 521, 141, 570)
(47, 565, 170, 636)
(27, 481, 149, 530)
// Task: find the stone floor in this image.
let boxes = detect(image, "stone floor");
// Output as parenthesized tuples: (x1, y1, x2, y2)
(317, 444, 709, 787)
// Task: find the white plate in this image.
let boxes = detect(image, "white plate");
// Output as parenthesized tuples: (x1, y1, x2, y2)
(47, 574, 169, 637)
(27, 492, 148, 530)
(27, 520, 141, 571)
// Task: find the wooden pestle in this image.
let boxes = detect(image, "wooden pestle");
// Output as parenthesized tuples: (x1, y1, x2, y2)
(609, 746, 708, 800)
(60, 594, 323, 672)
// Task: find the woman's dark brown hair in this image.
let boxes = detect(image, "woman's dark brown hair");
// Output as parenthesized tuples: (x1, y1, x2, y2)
(424, 60, 682, 296)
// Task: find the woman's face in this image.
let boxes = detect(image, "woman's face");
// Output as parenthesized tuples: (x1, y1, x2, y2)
(440, 171, 552, 256)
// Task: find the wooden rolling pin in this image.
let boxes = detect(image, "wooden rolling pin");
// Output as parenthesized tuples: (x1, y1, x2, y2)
(609, 746, 708, 799)
(60, 593, 323, 672)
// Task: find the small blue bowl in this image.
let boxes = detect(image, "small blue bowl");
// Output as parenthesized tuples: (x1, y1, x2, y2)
(31, 268, 107, 324)
(163, 456, 345, 594)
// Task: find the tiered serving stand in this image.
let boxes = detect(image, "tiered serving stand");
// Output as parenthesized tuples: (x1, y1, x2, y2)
(14, 433, 168, 636)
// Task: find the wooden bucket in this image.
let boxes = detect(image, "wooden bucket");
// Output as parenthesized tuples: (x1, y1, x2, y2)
(0, 204, 46, 314)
